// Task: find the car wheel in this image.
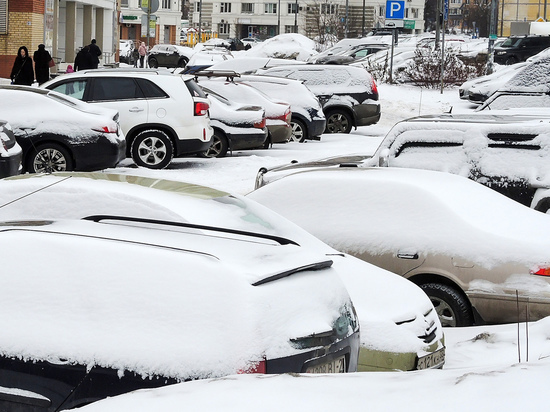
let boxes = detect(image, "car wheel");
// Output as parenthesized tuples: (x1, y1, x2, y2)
(131, 129, 173, 169)
(290, 118, 307, 143)
(200, 130, 228, 158)
(505, 56, 518, 65)
(420, 283, 473, 327)
(148, 57, 158, 68)
(325, 109, 352, 134)
(27, 143, 73, 173)
(178, 57, 189, 67)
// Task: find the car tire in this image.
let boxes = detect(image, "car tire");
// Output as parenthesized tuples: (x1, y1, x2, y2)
(505, 56, 518, 65)
(325, 109, 352, 134)
(27, 143, 73, 173)
(148, 57, 158, 68)
(178, 57, 189, 67)
(131, 129, 174, 169)
(420, 283, 473, 327)
(290, 118, 307, 143)
(200, 130, 228, 158)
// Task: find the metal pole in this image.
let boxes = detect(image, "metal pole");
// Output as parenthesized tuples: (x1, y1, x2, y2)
(146, 2, 150, 49)
(362, 0, 365, 36)
(389, 29, 395, 83)
(198, 0, 203, 43)
(278, 0, 281, 35)
(294, 0, 298, 32)
(345, 0, 349, 38)
(440, 15, 445, 93)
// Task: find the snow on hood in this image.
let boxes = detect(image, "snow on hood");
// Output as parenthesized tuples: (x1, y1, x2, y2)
(244, 34, 318, 61)
(248, 167, 550, 269)
(208, 57, 304, 74)
(205, 89, 265, 127)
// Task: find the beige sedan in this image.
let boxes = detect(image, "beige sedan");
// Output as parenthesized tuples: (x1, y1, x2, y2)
(248, 166, 550, 327)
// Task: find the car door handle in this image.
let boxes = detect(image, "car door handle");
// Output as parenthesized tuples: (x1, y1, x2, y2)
(397, 252, 419, 260)
(129, 107, 144, 112)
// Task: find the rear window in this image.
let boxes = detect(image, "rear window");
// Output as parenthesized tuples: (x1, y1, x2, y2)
(136, 78, 169, 98)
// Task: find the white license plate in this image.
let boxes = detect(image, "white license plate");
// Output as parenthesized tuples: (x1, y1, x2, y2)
(417, 348, 445, 370)
(306, 356, 346, 374)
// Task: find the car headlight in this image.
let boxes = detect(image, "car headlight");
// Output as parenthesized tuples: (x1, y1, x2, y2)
(496, 51, 506, 55)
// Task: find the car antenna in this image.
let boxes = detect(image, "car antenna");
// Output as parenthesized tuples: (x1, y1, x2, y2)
(0, 176, 72, 210)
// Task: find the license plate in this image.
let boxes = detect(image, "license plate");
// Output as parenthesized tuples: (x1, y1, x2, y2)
(417, 348, 445, 370)
(306, 356, 346, 374)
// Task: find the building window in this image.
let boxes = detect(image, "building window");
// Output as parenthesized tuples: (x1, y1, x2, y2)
(288, 3, 298, 14)
(285, 25, 296, 33)
(121, 0, 129, 7)
(265, 3, 277, 13)
(194, 2, 201, 12)
(220, 3, 232, 13)
(0, 0, 6, 35)
(219, 23, 230, 34)
(321, 4, 336, 14)
(411, 8, 418, 18)
(162, 0, 170, 9)
(242, 3, 254, 13)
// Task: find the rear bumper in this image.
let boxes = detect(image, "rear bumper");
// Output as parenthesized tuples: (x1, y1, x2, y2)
(265, 330, 360, 374)
(0, 152, 22, 178)
(228, 129, 268, 150)
(268, 124, 292, 144)
(354, 103, 381, 126)
(307, 118, 327, 139)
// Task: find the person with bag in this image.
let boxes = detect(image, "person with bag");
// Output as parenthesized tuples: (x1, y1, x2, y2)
(138, 42, 147, 68)
(89, 39, 102, 69)
(74, 45, 95, 71)
(10, 46, 34, 86)
(33, 44, 53, 85)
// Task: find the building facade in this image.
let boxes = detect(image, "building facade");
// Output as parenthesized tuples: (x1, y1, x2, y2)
(188, 0, 425, 42)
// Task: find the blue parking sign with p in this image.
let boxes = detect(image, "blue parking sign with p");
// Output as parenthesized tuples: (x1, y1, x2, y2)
(386, 0, 405, 19)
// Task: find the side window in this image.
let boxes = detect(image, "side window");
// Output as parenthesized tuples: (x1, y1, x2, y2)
(90, 77, 144, 101)
(136, 78, 169, 98)
(50, 80, 88, 100)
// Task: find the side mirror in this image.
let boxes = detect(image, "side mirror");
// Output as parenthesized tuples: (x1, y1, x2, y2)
(378, 148, 390, 167)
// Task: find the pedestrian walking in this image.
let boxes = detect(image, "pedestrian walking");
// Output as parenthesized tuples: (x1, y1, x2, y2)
(138, 42, 147, 68)
(89, 39, 102, 69)
(74, 46, 95, 71)
(33, 44, 53, 85)
(132, 44, 140, 67)
(10, 46, 34, 86)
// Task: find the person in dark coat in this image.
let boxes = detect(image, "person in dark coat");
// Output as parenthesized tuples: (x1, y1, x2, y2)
(10, 46, 34, 86)
(33, 44, 53, 85)
(89, 39, 102, 69)
(74, 46, 95, 71)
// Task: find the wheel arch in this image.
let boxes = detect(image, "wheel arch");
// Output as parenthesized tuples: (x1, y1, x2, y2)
(212, 126, 230, 148)
(323, 104, 357, 128)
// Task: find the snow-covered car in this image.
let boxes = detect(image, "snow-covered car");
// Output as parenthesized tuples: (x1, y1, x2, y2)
(368, 113, 550, 212)
(258, 64, 380, 134)
(0, 172, 360, 410)
(0, 172, 445, 375)
(195, 76, 292, 144)
(41, 69, 213, 169)
(248, 166, 550, 327)
(147, 44, 195, 68)
(0, 119, 22, 177)
(475, 91, 550, 112)
(0, 85, 125, 173)
(183, 47, 234, 74)
(228, 74, 326, 142)
(200, 86, 268, 157)
(241, 37, 262, 48)
(315, 44, 390, 65)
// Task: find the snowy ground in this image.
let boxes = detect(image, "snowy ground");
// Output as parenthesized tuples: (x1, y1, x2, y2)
(74, 84, 550, 411)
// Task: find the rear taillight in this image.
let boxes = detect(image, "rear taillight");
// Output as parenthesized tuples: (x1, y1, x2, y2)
(254, 117, 266, 129)
(239, 360, 266, 374)
(371, 78, 378, 97)
(531, 266, 550, 276)
(194, 101, 209, 116)
(275, 108, 291, 124)
(92, 125, 118, 134)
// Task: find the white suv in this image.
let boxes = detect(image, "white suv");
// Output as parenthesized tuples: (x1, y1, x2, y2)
(41, 69, 213, 169)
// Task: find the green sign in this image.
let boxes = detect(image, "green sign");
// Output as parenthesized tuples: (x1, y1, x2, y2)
(404, 20, 415, 29)
(122, 15, 138, 20)
(489, 34, 497, 39)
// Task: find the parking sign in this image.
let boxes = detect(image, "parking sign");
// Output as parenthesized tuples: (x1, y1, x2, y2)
(386, 0, 405, 19)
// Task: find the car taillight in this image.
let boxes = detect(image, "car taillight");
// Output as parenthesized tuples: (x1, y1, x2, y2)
(531, 266, 550, 276)
(194, 101, 209, 116)
(254, 117, 266, 129)
(238, 360, 266, 374)
(371, 78, 378, 97)
(92, 125, 118, 134)
(275, 108, 291, 124)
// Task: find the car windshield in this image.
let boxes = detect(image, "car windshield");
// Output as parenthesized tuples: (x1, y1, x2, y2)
(500, 38, 524, 48)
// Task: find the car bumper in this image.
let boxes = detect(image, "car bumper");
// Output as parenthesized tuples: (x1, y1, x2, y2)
(0, 151, 22, 178)
(268, 124, 292, 144)
(307, 117, 327, 139)
(174, 124, 214, 156)
(354, 103, 381, 126)
(72, 134, 127, 171)
(228, 129, 268, 151)
(265, 330, 360, 373)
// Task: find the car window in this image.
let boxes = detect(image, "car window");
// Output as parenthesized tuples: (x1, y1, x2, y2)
(90, 77, 144, 101)
(135, 78, 169, 99)
(501, 38, 523, 48)
(486, 94, 550, 110)
(50, 80, 87, 100)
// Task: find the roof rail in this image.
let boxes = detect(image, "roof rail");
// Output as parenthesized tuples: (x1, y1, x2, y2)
(82, 215, 299, 246)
